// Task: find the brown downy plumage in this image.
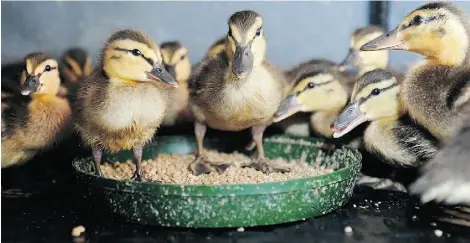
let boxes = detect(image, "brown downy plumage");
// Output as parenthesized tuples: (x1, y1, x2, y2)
(60, 47, 93, 84)
(160, 41, 193, 126)
(74, 29, 178, 181)
(205, 36, 226, 59)
(361, 2, 470, 142)
(361, 3, 470, 221)
(1, 52, 72, 168)
(189, 10, 293, 175)
(333, 69, 439, 167)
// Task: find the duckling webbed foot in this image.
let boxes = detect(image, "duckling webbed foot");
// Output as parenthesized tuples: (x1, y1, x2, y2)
(130, 171, 144, 182)
(130, 145, 146, 182)
(243, 158, 290, 174)
(92, 147, 103, 177)
(189, 157, 231, 176)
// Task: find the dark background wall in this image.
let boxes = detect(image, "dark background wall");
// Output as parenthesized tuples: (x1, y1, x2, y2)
(2, 1, 470, 69)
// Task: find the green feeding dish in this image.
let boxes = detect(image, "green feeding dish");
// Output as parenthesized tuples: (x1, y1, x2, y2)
(73, 135, 361, 228)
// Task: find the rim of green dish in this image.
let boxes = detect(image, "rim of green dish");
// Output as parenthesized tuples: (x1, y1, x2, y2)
(73, 135, 362, 197)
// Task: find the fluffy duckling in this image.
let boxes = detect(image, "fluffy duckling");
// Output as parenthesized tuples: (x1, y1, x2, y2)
(205, 36, 226, 59)
(339, 25, 389, 77)
(60, 47, 92, 84)
(160, 41, 193, 126)
(189, 10, 292, 175)
(360, 2, 470, 142)
(274, 60, 353, 138)
(2, 52, 72, 168)
(74, 29, 178, 180)
(332, 69, 439, 167)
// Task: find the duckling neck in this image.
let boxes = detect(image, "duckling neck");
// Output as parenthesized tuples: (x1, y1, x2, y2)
(425, 30, 470, 66)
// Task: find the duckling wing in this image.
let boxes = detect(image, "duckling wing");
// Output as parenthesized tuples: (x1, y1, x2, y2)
(410, 115, 470, 206)
(1, 94, 31, 139)
(445, 69, 470, 112)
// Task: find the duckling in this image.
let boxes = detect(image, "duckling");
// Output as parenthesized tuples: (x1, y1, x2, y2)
(74, 29, 178, 180)
(274, 60, 353, 138)
(332, 69, 439, 167)
(189, 10, 292, 175)
(339, 26, 389, 77)
(2, 52, 72, 168)
(61, 47, 92, 84)
(410, 115, 470, 206)
(360, 2, 470, 142)
(205, 36, 226, 59)
(160, 41, 193, 126)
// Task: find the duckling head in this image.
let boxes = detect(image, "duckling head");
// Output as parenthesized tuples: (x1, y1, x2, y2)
(160, 41, 191, 82)
(20, 52, 61, 96)
(102, 29, 178, 87)
(333, 69, 401, 138)
(361, 2, 469, 66)
(273, 67, 348, 122)
(61, 47, 92, 83)
(206, 36, 226, 59)
(226, 10, 265, 78)
(340, 26, 388, 76)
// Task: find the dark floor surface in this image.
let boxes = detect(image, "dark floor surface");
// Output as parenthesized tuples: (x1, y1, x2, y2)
(2, 128, 470, 243)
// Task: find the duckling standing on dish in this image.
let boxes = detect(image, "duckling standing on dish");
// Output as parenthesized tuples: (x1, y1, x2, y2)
(2, 52, 72, 168)
(74, 29, 178, 181)
(333, 69, 439, 167)
(189, 10, 292, 175)
(160, 41, 193, 126)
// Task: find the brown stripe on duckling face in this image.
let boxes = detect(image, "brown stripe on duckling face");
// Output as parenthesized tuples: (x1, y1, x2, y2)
(340, 26, 388, 75)
(333, 69, 400, 138)
(21, 54, 60, 96)
(102, 30, 177, 88)
(361, 2, 470, 66)
(227, 10, 265, 78)
(160, 41, 191, 81)
(274, 71, 347, 122)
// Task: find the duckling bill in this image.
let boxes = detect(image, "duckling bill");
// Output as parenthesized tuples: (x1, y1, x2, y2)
(74, 29, 178, 181)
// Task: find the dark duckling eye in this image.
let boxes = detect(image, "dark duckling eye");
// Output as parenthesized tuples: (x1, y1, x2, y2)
(228, 29, 233, 38)
(307, 82, 315, 89)
(180, 55, 186, 61)
(371, 88, 380, 96)
(44, 65, 52, 72)
(410, 15, 423, 27)
(132, 49, 142, 56)
(256, 28, 262, 37)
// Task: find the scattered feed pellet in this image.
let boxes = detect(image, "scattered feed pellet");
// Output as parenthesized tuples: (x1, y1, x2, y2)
(344, 226, 353, 234)
(101, 149, 333, 185)
(71, 225, 85, 237)
(237, 227, 245, 232)
(434, 229, 443, 237)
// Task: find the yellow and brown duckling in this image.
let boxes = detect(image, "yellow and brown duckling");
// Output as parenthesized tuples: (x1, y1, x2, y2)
(2, 52, 72, 168)
(205, 36, 226, 59)
(61, 47, 92, 84)
(339, 25, 389, 77)
(189, 10, 292, 175)
(160, 41, 193, 126)
(58, 47, 93, 99)
(74, 29, 178, 181)
(360, 2, 470, 142)
(274, 60, 353, 138)
(361, 2, 470, 216)
(333, 69, 439, 167)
